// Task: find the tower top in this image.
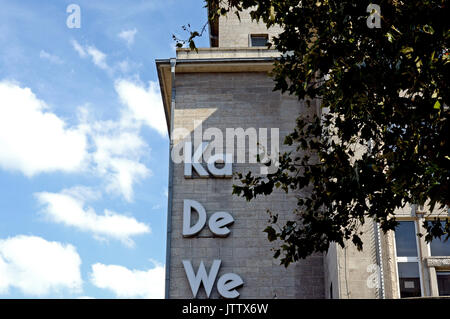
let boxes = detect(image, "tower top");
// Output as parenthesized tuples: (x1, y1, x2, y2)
(207, 3, 282, 48)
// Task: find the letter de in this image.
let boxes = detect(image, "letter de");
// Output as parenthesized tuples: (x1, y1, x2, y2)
(208, 211, 234, 237)
(183, 200, 234, 237)
(183, 199, 207, 237)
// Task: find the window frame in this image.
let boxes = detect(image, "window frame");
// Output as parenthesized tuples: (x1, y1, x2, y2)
(436, 271, 450, 296)
(425, 219, 450, 257)
(393, 219, 425, 298)
(424, 218, 450, 296)
(249, 34, 269, 47)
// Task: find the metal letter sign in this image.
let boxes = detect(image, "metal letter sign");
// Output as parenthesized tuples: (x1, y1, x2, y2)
(182, 200, 234, 238)
(183, 260, 244, 299)
(184, 142, 232, 178)
(181, 141, 242, 298)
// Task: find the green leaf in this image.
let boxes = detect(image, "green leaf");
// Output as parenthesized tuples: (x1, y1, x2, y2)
(401, 47, 413, 55)
(433, 100, 441, 109)
(264, 226, 277, 242)
(422, 24, 435, 35)
(386, 32, 394, 43)
(273, 250, 281, 259)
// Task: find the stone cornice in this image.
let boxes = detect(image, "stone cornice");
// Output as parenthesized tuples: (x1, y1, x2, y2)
(425, 256, 450, 268)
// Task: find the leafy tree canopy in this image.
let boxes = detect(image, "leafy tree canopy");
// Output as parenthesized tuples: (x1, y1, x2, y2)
(178, 0, 450, 266)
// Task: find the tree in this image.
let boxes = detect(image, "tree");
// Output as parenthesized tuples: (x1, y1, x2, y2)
(178, 0, 450, 267)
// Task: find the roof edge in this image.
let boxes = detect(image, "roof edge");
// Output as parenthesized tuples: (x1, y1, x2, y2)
(155, 56, 277, 135)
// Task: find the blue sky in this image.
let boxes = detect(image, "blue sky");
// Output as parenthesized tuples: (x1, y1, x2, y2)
(0, 0, 209, 298)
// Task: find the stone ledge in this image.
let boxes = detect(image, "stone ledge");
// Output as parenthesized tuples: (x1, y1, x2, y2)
(425, 256, 450, 268)
(176, 47, 281, 60)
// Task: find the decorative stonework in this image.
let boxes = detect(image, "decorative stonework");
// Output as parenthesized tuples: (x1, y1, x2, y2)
(425, 257, 450, 268)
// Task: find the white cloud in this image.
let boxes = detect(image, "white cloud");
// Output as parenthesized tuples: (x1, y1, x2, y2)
(115, 59, 142, 74)
(86, 46, 109, 71)
(71, 40, 110, 72)
(90, 263, 164, 298)
(93, 130, 146, 159)
(36, 191, 150, 246)
(0, 72, 162, 201)
(72, 40, 141, 76)
(72, 79, 166, 200)
(118, 28, 137, 47)
(117, 60, 130, 73)
(89, 120, 152, 201)
(0, 80, 152, 201)
(0, 235, 82, 296)
(39, 50, 64, 64)
(0, 81, 87, 177)
(61, 185, 102, 202)
(115, 79, 167, 136)
(71, 39, 86, 58)
(104, 158, 150, 201)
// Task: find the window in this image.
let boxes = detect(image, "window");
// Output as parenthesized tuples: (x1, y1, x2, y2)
(430, 237, 450, 256)
(429, 221, 450, 256)
(250, 34, 268, 47)
(437, 272, 450, 296)
(397, 263, 422, 298)
(396, 221, 419, 256)
(395, 221, 422, 298)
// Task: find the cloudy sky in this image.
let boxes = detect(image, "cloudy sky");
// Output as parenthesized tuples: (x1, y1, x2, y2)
(0, 0, 209, 298)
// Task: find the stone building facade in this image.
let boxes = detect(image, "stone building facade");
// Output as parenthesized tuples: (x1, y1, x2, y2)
(156, 6, 450, 299)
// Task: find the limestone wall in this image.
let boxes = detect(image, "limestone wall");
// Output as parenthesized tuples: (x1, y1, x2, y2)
(167, 71, 324, 299)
